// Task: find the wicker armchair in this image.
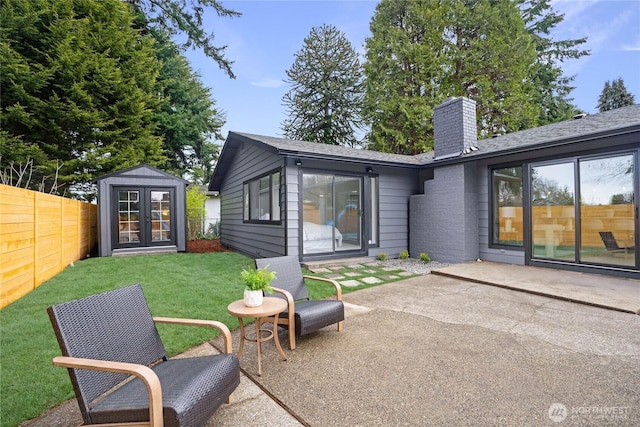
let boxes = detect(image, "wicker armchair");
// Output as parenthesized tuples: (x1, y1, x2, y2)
(256, 256, 344, 350)
(47, 284, 240, 427)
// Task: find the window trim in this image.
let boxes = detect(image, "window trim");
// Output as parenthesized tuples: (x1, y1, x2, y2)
(243, 169, 282, 224)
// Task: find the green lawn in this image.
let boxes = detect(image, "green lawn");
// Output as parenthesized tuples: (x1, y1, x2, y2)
(0, 252, 412, 427)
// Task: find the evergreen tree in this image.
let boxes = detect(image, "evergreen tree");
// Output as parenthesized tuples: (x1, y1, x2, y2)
(597, 78, 636, 112)
(517, 0, 589, 123)
(151, 30, 225, 183)
(127, 0, 241, 78)
(282, 24, 365, 147)
(1, 0, 165, 199)
(363, 0, 539, 154)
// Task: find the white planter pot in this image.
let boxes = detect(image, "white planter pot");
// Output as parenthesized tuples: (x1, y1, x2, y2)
(243, 290, 263, 307)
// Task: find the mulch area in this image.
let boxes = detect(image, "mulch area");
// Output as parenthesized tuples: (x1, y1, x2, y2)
(186, 239, 233, 253)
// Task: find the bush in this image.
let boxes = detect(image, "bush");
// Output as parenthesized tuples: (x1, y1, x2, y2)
(419, 252, 431, 262)
(399, 249, 409, 259)
(196, 221, 220, 240)
(186, 186, 208, 240)
(377, 253, 388, 261)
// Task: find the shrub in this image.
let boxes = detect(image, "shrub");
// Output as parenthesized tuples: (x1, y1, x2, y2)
(377, 253, 388, 261)
(419, 252, 431, 262)
(186, 186, 208, 240)
(399, 249, 409, 259)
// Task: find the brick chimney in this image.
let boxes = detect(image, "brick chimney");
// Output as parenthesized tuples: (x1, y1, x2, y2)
(433, 97, 477, 159)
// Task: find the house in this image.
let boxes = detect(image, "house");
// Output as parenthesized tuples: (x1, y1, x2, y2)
(209, 98, 639, 278)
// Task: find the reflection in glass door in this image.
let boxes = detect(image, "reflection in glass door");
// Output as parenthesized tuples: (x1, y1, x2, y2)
(531, 162, 575, 260)
(302, 174, 362, 254)
(118, 191, 141, 244)
(335, 176, 362, 252)
(150, 191, 171, 243)
(579, 154, 635, 267)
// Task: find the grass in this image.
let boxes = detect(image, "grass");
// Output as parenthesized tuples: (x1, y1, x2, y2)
(0, 252, 415, 427)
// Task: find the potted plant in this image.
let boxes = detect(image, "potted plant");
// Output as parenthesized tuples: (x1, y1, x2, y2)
(240, 265, 276, 307)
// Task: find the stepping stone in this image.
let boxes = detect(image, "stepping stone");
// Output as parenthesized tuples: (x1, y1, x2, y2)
(344, 272, 361, 277)
(380, 275, 399, 280)
(340, 280, 363, 287)
(361, 277, 383, 284)
(308, 267, 332, 273)
(326, 274, 345, 280)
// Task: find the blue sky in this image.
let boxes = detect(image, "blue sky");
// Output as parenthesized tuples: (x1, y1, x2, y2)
(185, 0, 640, 141)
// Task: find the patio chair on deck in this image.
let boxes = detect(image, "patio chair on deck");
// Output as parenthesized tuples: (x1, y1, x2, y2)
(599, 231, 635, 259)
(256, 255, 344, 350)
(47, 284, 240, 427)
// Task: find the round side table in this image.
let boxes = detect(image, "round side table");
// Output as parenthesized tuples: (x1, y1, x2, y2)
(227, 297, 287, 375)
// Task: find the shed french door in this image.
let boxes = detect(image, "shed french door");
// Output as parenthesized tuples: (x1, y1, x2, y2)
(114, 188, 175, 248)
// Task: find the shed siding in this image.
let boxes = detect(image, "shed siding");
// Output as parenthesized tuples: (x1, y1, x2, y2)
(219, 143, 286, 258)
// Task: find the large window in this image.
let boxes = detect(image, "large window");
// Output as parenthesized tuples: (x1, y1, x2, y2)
(529, 153, 636, 268)
(491, 166, 523, 246)
(243, 170, 281, 222)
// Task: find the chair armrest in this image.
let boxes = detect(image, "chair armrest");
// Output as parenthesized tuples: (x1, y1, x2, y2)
(303, 275, 342, 300)
(153, 317, 233, 354)
(52, 356, 163, 427)
(271, 287, 295, 305)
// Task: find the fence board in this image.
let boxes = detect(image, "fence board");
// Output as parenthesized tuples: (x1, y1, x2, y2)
(0, 184, 97, 308)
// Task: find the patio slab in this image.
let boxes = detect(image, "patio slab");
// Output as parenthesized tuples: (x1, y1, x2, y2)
(23, 262, 639, 426)
(234, 275, 640, 426)
(432, 261, 640, 314)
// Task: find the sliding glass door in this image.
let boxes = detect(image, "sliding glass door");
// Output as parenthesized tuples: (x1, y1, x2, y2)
(579, 154, 635, 267)
(302, 173, 362, 255)
(529, 153, 636, 268)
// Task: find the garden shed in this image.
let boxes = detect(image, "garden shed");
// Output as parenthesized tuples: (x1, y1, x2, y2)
(95, 164, 187, 256)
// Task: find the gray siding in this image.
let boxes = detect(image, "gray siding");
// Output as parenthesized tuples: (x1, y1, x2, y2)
(285, 164, 300, 258)
(373, 169, 418, 258)
(219, 143, 286, 258)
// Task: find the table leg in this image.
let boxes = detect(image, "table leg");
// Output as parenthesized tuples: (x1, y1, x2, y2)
(237, 318, 245, 358)
(273, 314, 287, 361)
(255, 318, 262, 376)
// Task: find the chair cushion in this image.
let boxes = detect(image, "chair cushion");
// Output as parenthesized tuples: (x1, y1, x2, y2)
(280, 300, 344, 336)
(88, 354, 240, 427)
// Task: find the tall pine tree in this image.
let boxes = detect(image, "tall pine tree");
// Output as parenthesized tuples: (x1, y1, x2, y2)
(1, 0, 165, 198)
(282, 24, 364, 147)
(363, 0, 539, 154)
(597, 78, 636, 112)
(517, 0, 589, 123)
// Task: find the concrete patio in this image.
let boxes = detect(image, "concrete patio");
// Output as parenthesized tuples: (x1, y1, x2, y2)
(23, 262, 639, 427)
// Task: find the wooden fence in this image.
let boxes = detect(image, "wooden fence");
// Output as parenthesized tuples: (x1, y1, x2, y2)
(0, 184, 98, 309)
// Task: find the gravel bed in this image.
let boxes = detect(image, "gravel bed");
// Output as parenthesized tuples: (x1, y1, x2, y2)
(371, 258, 449, 275)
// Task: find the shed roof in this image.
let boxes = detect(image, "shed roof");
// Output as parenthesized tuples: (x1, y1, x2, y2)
(94, 163, 188, 183)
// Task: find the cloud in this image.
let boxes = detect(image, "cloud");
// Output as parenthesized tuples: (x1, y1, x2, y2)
(250, 79, 285, 88)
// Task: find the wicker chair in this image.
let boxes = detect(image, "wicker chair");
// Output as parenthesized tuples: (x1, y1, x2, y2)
(47, 284, 240, 427)
(256, 256, 344, 350)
